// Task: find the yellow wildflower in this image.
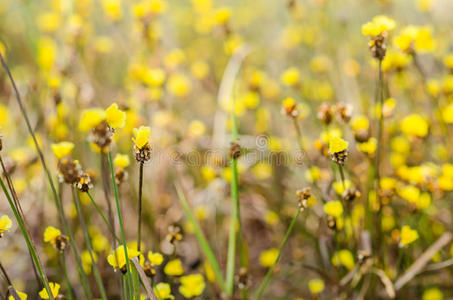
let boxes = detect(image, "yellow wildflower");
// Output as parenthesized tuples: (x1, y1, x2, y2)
(167, 73, 191, 98)
(328, 137, 348, 154)
(259, 248, 279, 267)
(324, 201, 343, 217)
(114, 154, 130, 168)
(332, 249, 355, 270)
(401, 114, 429, 138)
(39, 282, 60, 299)
(8, 291, 27, 300)
(179, 274, 206, 298)
(133, 126, 151, 149)
(422, 288, 443, 300)
(107, 245, 140, 269)
(43, 226, 61, 244)
(105, 103, 126, 129)
(79, 108, 105, 132)
(280, 67, 300, 86)
(154, 282, 173, 299)
(214, 7, 231, 25)
(361, 15, 396, 37)
(51, 142, 75, 159)
(0, 215, 12, 236)
(308, 278, 325, 294)
(164, 259, 184, 276)
(400, 225, 419, 247)
(148, 251, 164, 266)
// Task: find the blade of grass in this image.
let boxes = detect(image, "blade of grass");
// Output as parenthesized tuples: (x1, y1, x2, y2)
(0, 51, 93, 300)
(0, 177, 54, 300)
(72, 188, 108, 300)
(86, 191, 120, 242)
(60, 252, 76, 300)
(174, 182, 226, 291)
(226, 95, 243, 296)
(107, 151, 134, 299)
(131, 263, 141, 300)
(254, 207, 302, 300)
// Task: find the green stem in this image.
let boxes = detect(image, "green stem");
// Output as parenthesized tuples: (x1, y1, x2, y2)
(255, 207, 301, 300)
(72, 189, 108, 300)
(60, 252, 75, 300)
(226, 102, 242, 296)
(107, 152, 134, 299)
(175, 183, 226, 291)
(0, 177, 54, 300)
(86, 191, 120, 242)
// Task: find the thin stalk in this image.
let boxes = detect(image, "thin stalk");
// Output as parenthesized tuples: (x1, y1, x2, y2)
(132, 264, 141, 300)
(338, 165, 346, 191)
(374, 59, 384, 262)
(175, 183, 226, 291)
(107, 152, 134, 299)
(86, 191, 120, 242)
(60, 252, 75, 300)
(72, 189, 108, 300)
(226, 103, 242, 296)
(0, 177, 54, 300)
(0, 52, 93, 299)
(100, 153, 117, 248)
(254, 207, 301, 300)
(137, 162, 144, 252)
(0, 156, 43, 289)
(122, 275, 129, 300)
(0, 262, 12, 286)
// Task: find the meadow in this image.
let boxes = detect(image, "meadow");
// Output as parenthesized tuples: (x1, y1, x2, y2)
(1, 0, 453, 299)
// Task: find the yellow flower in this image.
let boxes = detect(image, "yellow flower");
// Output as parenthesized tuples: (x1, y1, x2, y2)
(252, 162, 272, 180)
(79, 108, 105, 132)
(394, 26, 435, 52)
(324, 201, 343, 217)
(401, 114, 429, 138)
(332, 249, 355, 270)
(442, 103, 453, 123)
(43, 226, 61, 244)
(422, 287, 443, 300)
(164, 259, 184, 276)
(400, 225, 419, 247)
(51, 142, 75, 159)
(107, 245, 140, 269)
(39, 282, 60, 299)
(133, 126, 151, 149)
(114, 154, 130, 168)
(105, 103, 126, 129)
(264, 211, 279, 226)
(259, 248, 279, 267)
(179, 274, 206, 298)
(0, 215, 12, 236)
(142, 68, 166, 86)
(214, 7, 231, 25)
(357, 138, 377, 155)
(8, 290, 27, 300)
(148, 251, 164, 266)
(102, 0, 122, 20)
(361, 15, 396, 37)
(280, 67, 300, 86)
(351, 115, 369, 132)
(201, 166, 216, 182)
(328, 137, 348, 154)
(333, 179, 352, 195)
(154, 282, 173, 299)
(308, 278, 325, 294)
(167, 73, 191, 98)
(188, 120, 206, 138)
